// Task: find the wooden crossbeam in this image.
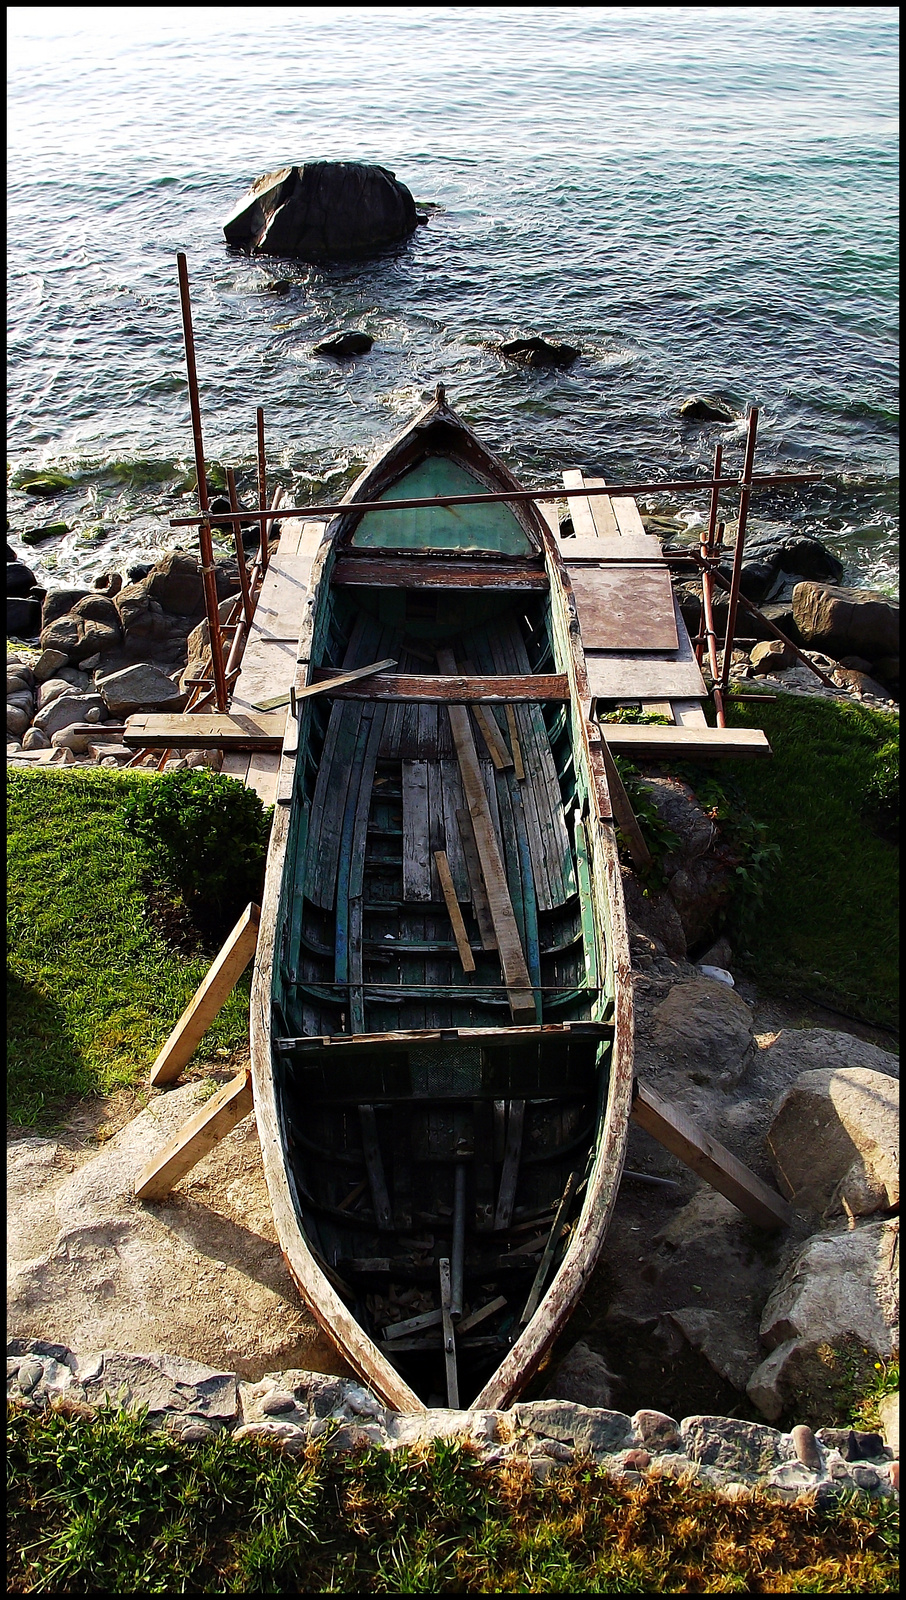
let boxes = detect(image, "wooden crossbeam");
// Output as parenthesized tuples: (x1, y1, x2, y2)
(150, 904, 260, 1087)
(255, 657, 397, 710)
(630, 1080, 794, 1229)
(311, 670, 570, 702)
(135, 1070, 253, 1201)
(437, 648, 534, 1021)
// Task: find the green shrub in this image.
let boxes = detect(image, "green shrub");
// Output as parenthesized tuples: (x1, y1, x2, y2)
(119, 769, 271, 931)
(865, 737, 898, 835)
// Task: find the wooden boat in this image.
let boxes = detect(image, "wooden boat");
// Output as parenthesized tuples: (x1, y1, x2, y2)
(250, 387, 634, 1413)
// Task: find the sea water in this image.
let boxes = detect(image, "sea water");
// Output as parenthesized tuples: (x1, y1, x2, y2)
(7, 6, 898, 594)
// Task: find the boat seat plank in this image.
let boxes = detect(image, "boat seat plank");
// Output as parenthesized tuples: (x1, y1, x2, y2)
(310, 669, 571, 702)
(332, 557, 548, 590)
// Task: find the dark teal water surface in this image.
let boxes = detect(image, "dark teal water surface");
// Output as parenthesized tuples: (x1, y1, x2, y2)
(7, 7, 898, 593)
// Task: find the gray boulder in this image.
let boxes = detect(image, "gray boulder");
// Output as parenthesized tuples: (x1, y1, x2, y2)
(41, 588, 90, 629)
(649, 978, 755, 1088)
(756, 1029, 898, 1089)
(541, 1340, 621, 1408)
(747, 1218, 899, 1422)
(719, 532, 843, 605)
(766, 1067, 898, 1218)
(39, 594, 122, 663)
(33, 692, 107, 738)
(634, 775, 740, 948)
(96, 662, 188, 717)
(223, 161, 419, 261)
(792, 581, 899, 662)
(7, 560, 38, 597)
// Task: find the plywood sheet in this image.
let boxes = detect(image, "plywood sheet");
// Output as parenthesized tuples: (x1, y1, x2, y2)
(569, 566, 679, 650)
(585, 597, 707, 700)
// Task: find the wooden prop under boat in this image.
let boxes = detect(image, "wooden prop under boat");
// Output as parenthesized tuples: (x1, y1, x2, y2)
(249, 389, 634, 1412)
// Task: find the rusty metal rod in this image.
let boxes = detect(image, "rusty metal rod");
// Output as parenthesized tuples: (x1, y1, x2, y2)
(176, 252, 229, 712)
(700, 522, 727, 726)
(705, 567, 840, 691)
(697, 442, 723, 668)
(167, 470, 823, 529)
(256, 407, 269, 575)
(717, 409, 759, 699)
(226, 468, 254, 627)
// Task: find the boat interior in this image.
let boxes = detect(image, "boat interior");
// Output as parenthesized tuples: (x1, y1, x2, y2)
(268, 432, 617, 1404)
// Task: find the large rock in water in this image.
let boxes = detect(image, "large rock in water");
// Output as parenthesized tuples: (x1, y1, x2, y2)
(792, 581, 899, 662)
(223, 162, 419, 261)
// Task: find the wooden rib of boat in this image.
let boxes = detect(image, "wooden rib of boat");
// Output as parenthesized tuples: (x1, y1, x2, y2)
(249, 387, 634, 1413)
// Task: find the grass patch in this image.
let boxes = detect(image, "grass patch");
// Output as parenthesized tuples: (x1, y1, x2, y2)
(7, 1407, 898, 1594)
(7, 770, 254, 1128)
(703, 693, 898, 1029)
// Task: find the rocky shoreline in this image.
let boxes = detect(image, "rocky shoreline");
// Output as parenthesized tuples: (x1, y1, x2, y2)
(7, 1340, 898, 1504)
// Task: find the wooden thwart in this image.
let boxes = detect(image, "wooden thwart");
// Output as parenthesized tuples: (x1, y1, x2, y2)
(311, 669, 570, 702)
(150, 903, 260, 1087)
(135, 1070, 253, 1201)
(630, 1080, 794, 1230)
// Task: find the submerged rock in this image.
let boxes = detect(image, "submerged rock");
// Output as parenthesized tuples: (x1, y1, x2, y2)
(313, 331, 374, 358)
(499, 336, 580, 368)
(678, 396, 735, 423)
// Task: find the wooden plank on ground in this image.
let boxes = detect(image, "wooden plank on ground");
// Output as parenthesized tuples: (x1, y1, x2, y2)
(630, 1080, 794, 1229)
(135, 1071, 254, 1200)
(611, 493, 648, 538)
(438, 647, 533, 1020)
(434, 851, 476, 973)
(594, 725, 771, 759)
(227, 523, 324, 719)
(150, 904, 260, 1086)
(582, 475, 620, 539)
(562, 470, 599, 540)
(671, 700, 710, 727)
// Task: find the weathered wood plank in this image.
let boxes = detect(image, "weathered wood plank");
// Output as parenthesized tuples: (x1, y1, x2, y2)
(671, 699, 710, 727)
(310, 670, 571, 702)
(494, 1099, 526, 1231)
(256, 657, 397, 711)
(561, 536, 662, 563)
(519, 1170, 577, 1325)
(434, 851, 476, 973)
(437, 647, 534, 1021)
(585, 597, 708, 700)
(135, 1071, 254, 1200)
(439, 1258, 459, 1408)
(562, 469, 598, 539)
(457, 1294, 507, 1334)
(631, 1080, 793, 1229)
(592, 725, 772, 759)
(456, 806, 497, 951)
(150, 904, 260, 1086)
(402, 761, 431, 901)
(505, 704, 525, 781)
(582, 475, 620, 539)
(332, 558, 548, 589)
(567, 566, 679, 651)
(124, 712, 285, 750)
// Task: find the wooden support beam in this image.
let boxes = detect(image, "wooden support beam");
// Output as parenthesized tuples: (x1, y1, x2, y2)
(437, 648, 534, 1021)
(630, 1080, 794, 1230)
(150, 904, 260, 1087)
(592, 733, 652, 872)
(358, 1105, 394, 1231)
(135, 1070, 253, 1201)
(494, 1099, 526, 1230)
(434, 851, 476, 973)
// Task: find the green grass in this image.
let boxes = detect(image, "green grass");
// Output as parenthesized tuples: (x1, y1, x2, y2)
(7, 770, 253, 1128)
(700, 692, 898, 1029)
(7, 1407, 898, 1594)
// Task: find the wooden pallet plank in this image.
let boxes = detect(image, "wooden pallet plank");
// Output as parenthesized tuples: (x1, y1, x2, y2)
(631, 1081, 793, 1229)
(150, 904, 260, 1086)
(582, 475, 620, 539)
(562, 469, 598, 539)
